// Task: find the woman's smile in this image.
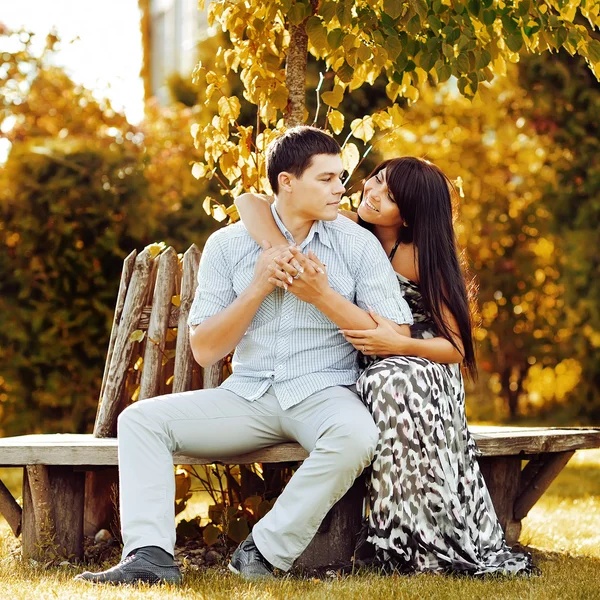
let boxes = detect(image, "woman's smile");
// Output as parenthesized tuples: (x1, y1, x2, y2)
(363, 197, 379, 212)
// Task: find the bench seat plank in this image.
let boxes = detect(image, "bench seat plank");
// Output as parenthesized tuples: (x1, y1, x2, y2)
(1, 427, 599, 466)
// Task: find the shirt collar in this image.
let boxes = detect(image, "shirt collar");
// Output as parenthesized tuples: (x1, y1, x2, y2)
(270, 202, 332, 249)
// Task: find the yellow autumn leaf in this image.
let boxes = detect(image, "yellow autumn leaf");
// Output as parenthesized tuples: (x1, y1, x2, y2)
(328, 110, 345, 134)
(146, 242, 166, 259)
(202, 196, 215, 216)
(351, 117, 375, 142)
(218, 95, 241, 120)
(192, 162, 207, 180)
(213, 205, 228, 222)
(341, 142, 360, 175)
(130, 329, 146, 343)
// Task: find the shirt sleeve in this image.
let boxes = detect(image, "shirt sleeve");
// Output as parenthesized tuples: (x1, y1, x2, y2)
(354, 232, 413, 325)
(187, 231, 236, 327)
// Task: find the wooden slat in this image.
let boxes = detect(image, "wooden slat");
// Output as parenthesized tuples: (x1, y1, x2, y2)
(1, 427, 600, 467)
(95, 249, 137, 429)
(469, 426, 600, 456)
(173, 245, 201, 394)
(94, 249, 153, 437)
(139, 247, 179, 400)
(0, 434, 307, 466)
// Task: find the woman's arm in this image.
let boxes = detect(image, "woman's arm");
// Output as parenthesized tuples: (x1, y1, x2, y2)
(339, 209, 358, 223)
(235, 193, 288, 247)
(342, 307, 464, 364)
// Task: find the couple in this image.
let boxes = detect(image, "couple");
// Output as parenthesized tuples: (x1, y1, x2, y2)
(76, 126, 533, 585)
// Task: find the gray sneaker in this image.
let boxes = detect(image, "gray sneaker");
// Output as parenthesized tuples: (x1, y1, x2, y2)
(229, 533, 275, 580)
(75, 547, 182, 585)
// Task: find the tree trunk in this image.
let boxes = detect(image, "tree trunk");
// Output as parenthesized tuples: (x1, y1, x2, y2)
(285, 23, 309, 127)
(284, 2, 317, 127)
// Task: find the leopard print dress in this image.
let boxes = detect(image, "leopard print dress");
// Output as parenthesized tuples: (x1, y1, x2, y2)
(356, 273, 534, 575)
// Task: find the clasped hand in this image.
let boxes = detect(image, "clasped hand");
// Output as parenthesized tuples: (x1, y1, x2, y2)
(269, 246, 329, 304)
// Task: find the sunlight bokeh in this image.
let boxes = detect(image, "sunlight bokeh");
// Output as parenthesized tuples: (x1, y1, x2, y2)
(1, 0, 144, 124)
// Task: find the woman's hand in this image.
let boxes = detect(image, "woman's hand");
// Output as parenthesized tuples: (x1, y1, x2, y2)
(269, 247, 330, 304)
(341, 311, 412, 356)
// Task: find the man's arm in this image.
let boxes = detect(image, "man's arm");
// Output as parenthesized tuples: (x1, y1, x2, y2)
(272, 247, 411, 333)
(188, 234, 286, 366)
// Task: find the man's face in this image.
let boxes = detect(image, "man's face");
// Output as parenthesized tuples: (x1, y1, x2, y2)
(287, 153, 346, 221)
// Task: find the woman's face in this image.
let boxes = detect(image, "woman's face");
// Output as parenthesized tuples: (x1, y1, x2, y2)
(357, 168, 404, 227)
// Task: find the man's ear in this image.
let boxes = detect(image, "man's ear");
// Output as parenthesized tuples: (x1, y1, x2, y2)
(277, 171, 293, 193)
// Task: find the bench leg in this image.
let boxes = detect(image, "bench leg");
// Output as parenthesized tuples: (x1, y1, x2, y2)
(84, 468, 120, 538)
(22, 466, 85, 562)
(294, 475, 364, 569)
(478, 456, 522, 545)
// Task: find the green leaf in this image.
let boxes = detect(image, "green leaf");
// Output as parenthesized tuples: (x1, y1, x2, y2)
(436, 63, 452, 82)
(327, 29, 344, 50)
(476, 48, 492, 69)
(482, 9, 496, 26)
(306, 16, 328, 51)
(446, 27, 461, 44)
(428, 14, 443, 32)
(385, 35, 403, 61)
(406, 15, 421, 36)
(418, 51, 436, 72)
(227, 518, 250, 543)
(501, 14, 518, 34)
(383, 0, 404, 20)
(336, 2, 353, 27)
(468, 0, 480, 16)
(506, 32, 524, 53)
(586, 39, 600, 64)
(129, 329, 145, 343)
(287, 2, 306, 26)
(357, 44, 371, 62)
(336, 61, 355, 83)
(455, 53, 470, 74)
(319, 0, 337, 22)
(411, 0, 428, 20)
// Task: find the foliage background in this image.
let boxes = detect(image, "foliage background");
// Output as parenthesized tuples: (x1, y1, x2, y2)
(0, 0, 599, 436)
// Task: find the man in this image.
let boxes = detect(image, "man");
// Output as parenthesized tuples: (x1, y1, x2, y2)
(76, 126, 412, 584)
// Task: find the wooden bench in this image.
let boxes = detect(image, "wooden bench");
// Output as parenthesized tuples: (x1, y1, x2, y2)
(1, 245, 599, 567)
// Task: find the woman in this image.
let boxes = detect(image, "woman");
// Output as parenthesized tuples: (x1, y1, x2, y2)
(235, 157, 534, 575)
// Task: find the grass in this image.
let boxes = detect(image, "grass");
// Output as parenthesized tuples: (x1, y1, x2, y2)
(1, 450, 599, 599)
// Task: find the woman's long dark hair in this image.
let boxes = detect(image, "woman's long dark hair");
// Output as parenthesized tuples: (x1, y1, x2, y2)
(358, 157, 477, 380)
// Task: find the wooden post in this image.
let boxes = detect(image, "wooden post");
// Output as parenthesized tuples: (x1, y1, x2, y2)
(295, 476, 365, 569)
(478, 456, 522, 545)
(173, 245, 201, 394)
(96, 249, 137, 426)
(94, 249, 153, 437)
(22, 466, 85, 561)
(139, 247, 179, 400)
(203, 360, 225, 390)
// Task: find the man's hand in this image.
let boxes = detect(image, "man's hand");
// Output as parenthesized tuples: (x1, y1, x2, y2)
(269, 247, 330, 304)
(252, 241, 295, 296)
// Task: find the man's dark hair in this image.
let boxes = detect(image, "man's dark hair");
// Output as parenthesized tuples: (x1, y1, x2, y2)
(266, 126, 341, 194)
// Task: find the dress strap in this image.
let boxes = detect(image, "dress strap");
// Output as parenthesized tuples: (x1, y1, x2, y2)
(388, 238, 401, 262)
